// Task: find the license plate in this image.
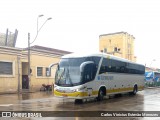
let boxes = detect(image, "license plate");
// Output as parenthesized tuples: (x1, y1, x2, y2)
(62, 94, 68, 97)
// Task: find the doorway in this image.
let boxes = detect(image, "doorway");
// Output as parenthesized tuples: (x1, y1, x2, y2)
(22, 62, 29, 89)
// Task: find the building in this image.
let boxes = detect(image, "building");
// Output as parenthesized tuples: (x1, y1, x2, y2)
(0, 29, 18, 47)
(0, 45, 71, 94)
(145, 67, 160, 72)
(99, 32, 136, 62)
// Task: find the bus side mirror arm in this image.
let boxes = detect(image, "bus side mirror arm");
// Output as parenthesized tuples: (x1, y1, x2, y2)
(80, 61, 94, 73)
(48, 63, 59, 76)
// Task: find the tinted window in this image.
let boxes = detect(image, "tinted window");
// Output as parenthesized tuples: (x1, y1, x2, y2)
(99, 58, 126, 74)
(126, 63, 145, 74)
(99, 58, 145, 74)
(60, 57, 100, 67)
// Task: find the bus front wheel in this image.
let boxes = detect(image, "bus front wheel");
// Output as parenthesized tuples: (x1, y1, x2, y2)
(75, 99, 83, 104)
(97, 89, 104, 101)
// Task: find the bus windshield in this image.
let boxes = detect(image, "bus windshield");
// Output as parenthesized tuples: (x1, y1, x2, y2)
(55, 57, 100, 87)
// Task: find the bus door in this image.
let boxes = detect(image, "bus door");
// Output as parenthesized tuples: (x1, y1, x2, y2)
(80, 61, 97, 96)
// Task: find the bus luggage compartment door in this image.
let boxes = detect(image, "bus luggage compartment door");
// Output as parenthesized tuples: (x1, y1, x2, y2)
(87, 88, 93, 96)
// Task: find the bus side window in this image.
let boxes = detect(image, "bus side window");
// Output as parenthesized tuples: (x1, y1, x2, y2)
(120, 66, 125, 72)
(106, 59, 112, 72)
(99, 65, 106, 74)
(110, 59, 117, 72)
(99, 58, 108, 74)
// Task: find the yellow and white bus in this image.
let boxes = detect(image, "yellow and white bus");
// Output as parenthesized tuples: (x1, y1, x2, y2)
(53, 52, 145, 102)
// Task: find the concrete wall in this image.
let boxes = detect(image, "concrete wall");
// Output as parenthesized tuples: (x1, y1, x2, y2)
(0, 48, 21, 93)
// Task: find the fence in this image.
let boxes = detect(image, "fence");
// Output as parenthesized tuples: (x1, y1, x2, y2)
(145, 81, 160, 87)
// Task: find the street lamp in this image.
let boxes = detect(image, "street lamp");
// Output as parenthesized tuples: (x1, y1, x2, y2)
(28, 15, 52, 90)
(150, 59, 156, 68)
(37, 15, 44, 33)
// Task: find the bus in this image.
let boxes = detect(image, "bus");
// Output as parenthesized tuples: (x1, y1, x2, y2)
(52, 52, 145, 102)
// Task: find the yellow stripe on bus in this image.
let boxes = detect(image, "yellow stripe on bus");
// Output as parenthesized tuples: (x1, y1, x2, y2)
(54, 86, 144, 97)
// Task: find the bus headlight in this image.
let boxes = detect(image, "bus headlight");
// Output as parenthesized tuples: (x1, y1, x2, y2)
(54, 85, 58, 90)
(75, 86, 87, 92)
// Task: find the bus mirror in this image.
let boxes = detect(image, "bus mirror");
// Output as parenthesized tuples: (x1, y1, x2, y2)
(57, 64, 60, 70)
(80, 61, 97, 82)
(48, 63, 58, 76)
(80, 61, 94, 73)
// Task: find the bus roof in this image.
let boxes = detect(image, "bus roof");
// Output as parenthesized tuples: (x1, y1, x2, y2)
(61, 52, 144, 66)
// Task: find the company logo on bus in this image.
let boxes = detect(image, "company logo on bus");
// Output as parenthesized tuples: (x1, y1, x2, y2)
(97, 75, 114, 80)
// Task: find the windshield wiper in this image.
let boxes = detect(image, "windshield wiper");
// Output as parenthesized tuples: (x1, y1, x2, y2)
(57, 68, 65, 85)
(66, 68, 73, 86)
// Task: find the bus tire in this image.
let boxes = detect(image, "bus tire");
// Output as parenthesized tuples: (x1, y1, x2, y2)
(75, 99, 83, 104)
(97, 89, 104, 101)
(131, 85, 138, 95)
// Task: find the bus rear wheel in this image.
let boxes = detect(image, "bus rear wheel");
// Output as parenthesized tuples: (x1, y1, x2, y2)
(130, 85, 137, 95)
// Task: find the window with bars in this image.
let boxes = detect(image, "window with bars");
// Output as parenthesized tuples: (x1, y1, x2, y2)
(37, 67, 43, 76)
(0, 61, 13, 75)
(46, 67, 51, 77)
(104, 48, 107, 53)
(37, 67, 51, 77)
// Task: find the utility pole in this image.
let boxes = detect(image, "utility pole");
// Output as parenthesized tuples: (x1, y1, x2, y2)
(28, 33, 30, 89)
(27, 15, 52, 90)
(17, 56, 20, 93)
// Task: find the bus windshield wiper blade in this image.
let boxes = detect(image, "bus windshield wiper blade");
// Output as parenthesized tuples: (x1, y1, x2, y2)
(66, 68, 73, 86)
(58, 68, 65, 85)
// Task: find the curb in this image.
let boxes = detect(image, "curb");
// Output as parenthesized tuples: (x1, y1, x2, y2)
(145, 86, 160, 89)
(0, 90, 38, 95)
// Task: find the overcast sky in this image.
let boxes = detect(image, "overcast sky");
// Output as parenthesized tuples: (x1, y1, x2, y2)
(1, 0, 160, 68)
